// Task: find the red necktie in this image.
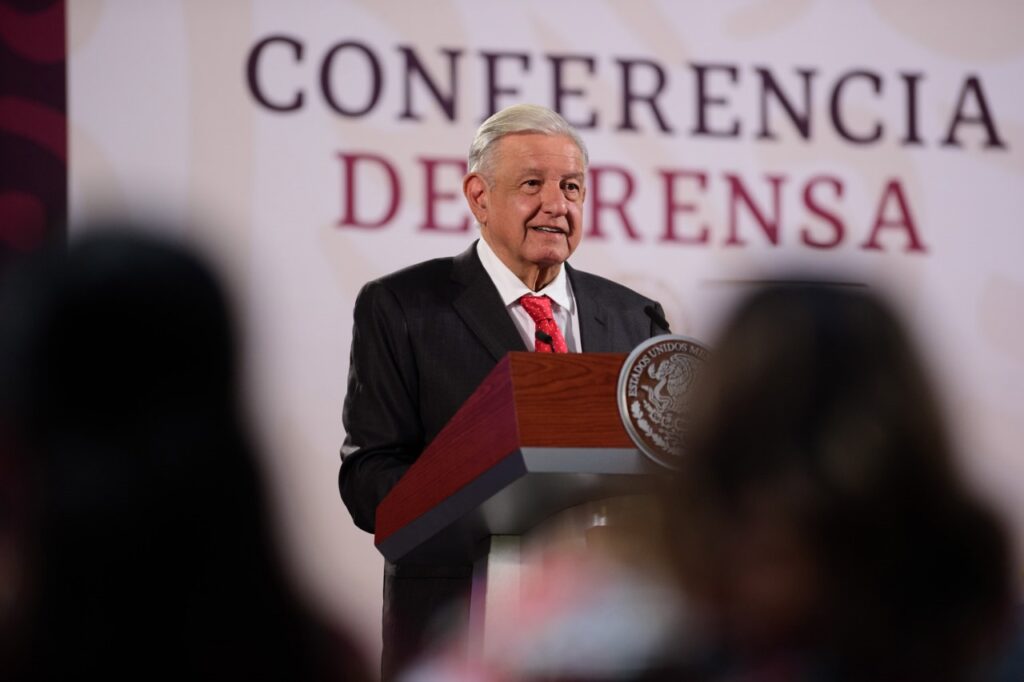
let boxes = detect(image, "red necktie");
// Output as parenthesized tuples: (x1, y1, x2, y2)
(519, 294, 568, 353)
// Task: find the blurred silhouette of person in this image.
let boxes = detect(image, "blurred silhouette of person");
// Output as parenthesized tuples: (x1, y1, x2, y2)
(667, 282, 1016, 681)
(0, 227, 369, 680)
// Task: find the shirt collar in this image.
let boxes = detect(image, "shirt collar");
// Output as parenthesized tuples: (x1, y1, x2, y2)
(476, 237, 575, 313)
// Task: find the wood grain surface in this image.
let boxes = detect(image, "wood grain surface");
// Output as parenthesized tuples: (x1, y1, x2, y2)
(510, 352, 632, 448)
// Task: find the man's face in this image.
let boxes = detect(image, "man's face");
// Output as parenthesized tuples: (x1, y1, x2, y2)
(467, 133, 586, 276)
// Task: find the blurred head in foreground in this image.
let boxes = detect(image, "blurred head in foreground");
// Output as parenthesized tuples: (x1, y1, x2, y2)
(0, 228, 366, 680)
(668, 282, 1013, 680)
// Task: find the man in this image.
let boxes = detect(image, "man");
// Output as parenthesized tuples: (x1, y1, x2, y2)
(339, 104, 669, 677)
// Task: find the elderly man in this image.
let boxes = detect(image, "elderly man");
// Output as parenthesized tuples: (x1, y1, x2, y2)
(339, 104, 668, 677)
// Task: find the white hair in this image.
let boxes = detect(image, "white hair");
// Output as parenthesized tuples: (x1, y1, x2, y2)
(467, 104, 589, 175)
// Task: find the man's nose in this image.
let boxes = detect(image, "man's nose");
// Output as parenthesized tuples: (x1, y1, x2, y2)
(540, 182, 568, 216)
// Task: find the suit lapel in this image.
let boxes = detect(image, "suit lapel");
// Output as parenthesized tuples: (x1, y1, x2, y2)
(451, 241, 527, 361)
(567, 264, 613, 353)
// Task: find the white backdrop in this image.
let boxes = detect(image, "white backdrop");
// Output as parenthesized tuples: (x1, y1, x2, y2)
(67, 0, 1024, 667)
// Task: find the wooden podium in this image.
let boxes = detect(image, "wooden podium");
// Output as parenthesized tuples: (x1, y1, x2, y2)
(374, 352, 663, 656)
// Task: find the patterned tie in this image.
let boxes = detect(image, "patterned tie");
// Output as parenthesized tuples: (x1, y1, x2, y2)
(519, 294, 568, 353)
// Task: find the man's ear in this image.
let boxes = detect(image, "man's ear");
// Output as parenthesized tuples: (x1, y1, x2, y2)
(463, 173, 489, 225)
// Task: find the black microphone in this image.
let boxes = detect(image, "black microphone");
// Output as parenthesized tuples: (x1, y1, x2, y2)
(644, 305, 671, 333)
(535, 329, 554, 346)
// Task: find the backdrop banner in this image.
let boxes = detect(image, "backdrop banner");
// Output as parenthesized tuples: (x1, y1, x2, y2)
(68, 0, 1024, 661)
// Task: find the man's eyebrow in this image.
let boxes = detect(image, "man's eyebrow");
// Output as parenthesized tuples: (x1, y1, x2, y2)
(514, 168, 585, 180)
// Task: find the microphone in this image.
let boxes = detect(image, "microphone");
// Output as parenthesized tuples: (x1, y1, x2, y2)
(535, 329, 554, 346)
(644, 305, 671, 333)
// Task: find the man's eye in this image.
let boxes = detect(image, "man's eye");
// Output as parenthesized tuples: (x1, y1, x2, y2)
(523, 179, 541, 187)
(563, 183, 580, 193)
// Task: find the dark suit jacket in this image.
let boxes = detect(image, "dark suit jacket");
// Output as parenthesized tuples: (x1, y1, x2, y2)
(338, 241, 667, 676)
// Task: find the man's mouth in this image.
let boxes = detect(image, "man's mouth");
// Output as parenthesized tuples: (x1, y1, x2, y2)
(531, 226, 566, 235)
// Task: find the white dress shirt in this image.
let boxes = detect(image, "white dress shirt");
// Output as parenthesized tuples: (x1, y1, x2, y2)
(476, 238, 581, 352)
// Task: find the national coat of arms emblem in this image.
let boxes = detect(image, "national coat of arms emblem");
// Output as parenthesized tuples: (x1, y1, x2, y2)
(617, 335, 710, 468)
